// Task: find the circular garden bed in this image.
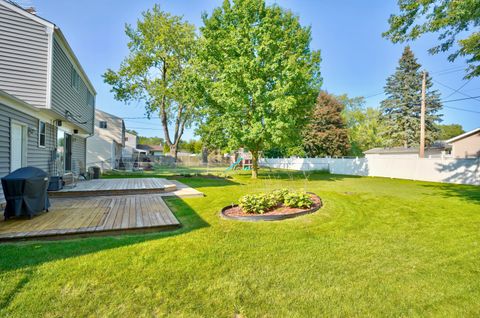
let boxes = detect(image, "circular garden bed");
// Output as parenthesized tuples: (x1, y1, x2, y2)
(221, 192, 322, 221)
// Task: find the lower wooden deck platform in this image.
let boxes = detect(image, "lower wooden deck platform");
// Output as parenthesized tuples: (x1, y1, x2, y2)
(0, 194, 181, 241)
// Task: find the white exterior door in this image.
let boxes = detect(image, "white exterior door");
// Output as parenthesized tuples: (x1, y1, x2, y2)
(11, 122, 25, 172)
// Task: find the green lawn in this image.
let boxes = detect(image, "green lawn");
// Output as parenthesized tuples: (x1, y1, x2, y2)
(1, 171, 480, 317)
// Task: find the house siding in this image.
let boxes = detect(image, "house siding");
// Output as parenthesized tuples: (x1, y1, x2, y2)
(71, 135, 86, 174)
(51, 36, 94, 134)
(451, 133, 480, 158)
(0, 3, 49, 108)
(0, 102, 56, 178)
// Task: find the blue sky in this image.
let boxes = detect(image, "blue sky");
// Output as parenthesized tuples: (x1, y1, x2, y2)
(29, 0, 480, 139)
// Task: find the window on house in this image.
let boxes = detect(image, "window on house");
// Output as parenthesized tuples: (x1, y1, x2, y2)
(125, 136, 129, 141)
(70, 66, 80, 91)
(87, 90, 95, 107)
(99, 121, 107, 129)
(38, 121, 46, 147)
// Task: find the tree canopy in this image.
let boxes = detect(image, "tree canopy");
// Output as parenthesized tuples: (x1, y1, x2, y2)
(103, 5, 199, 160)
(383, 0, 480, 79)
(303, 92, 350, 157)
(196, 0, 322, 177)
(437, 123, 464, 140)
(339, 95, 387, 156)
(380, 46, 443, 147)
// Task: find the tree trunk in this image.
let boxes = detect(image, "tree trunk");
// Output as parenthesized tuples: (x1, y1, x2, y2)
(251, 150, 259, 179)
(169, 143, 178, 162)
(201, 147, 209, 164)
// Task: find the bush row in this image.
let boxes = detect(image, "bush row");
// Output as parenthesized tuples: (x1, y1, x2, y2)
(238, 189, 313, 214)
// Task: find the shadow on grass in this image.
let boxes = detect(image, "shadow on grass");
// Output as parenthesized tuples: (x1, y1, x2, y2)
(252, 170, 362, 182)
(0, 197, 209, 272)
(102, 174, 242, 188)
(421, 183, 480, 204)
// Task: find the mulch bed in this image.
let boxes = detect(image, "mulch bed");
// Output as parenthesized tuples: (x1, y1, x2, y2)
(221, 193, 322, 221)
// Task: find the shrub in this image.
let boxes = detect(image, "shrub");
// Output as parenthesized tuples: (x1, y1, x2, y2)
(283, 192, 313, 209)
(238, 194, 277, 214)
(270, 188, 290, 203)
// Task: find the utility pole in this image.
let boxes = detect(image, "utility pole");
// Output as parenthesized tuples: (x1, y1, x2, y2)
(419, 71, 426, 158)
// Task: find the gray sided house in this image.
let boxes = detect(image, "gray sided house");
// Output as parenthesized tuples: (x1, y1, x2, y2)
(0, 0, 96, 180)
(86, 109, 125, 171)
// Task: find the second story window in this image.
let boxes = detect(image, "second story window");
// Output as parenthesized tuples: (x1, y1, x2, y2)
(87, 91, 95, 107)
(38, 121, 46, 147)
(99, 121, 108, 129)
(70, 66, 80, 91)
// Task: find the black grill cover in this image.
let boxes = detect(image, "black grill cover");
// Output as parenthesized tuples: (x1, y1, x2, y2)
(2, 167, 50, 219)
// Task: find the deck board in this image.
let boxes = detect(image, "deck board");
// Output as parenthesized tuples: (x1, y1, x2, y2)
(0, 194, 180, 241)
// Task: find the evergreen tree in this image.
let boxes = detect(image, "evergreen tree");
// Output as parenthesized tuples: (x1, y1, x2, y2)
(380, 46, 442, 147)
(303, 92, 350, 157)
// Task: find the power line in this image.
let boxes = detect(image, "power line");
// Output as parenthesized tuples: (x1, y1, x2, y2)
(442, 95, 480, 103)
(444, 105, 480, 114)
(127, 127, 165, 130)
(431, 66, 467, 76)
(433, 79, 479, 102)
(364, 91, 384, 99)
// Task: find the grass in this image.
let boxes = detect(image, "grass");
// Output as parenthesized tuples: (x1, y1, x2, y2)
(1, 170, 480, 317)
(104, 164, 232, 178)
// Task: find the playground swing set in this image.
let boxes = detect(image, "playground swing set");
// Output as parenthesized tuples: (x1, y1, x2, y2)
(225, 148, 253, 171)
(225, 157, 252, 171)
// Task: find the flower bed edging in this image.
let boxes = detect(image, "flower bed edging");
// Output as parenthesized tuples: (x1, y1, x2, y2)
(220, 192, 322, 222)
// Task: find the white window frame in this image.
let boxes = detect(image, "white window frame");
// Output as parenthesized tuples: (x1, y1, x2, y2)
(99, 121, 108, 129)
(10, 119, 28, 172)
(70, 65, 80, 92)
(38, 120, 46, 148)
(87, 90, 95, 107)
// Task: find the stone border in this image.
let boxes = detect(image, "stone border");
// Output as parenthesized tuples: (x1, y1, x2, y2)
(220, 192, 322, 222)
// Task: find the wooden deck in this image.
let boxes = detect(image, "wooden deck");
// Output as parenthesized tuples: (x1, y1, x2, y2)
(48, 178, 177, 198)
(0, 194, 181, 241)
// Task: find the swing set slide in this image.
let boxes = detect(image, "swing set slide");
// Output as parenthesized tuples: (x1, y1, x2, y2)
(225, 157, 243, 171)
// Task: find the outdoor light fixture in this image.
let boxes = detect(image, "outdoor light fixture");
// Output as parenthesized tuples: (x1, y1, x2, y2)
(27, 126, 36, 137)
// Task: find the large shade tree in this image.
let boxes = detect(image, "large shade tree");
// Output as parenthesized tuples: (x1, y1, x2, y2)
(383, 0, 480, 79)
(103, 5, 198, 160)
(380, 46, 443, 147)
(197, 0, 322, 178)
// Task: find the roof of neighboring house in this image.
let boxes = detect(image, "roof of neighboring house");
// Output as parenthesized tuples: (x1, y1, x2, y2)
(364, 146, 446, 155)
(0, 0, 96, 94)
(445, 128, 480, 144)
(136, 144, 151, 151)
(149, 145, 164, 152)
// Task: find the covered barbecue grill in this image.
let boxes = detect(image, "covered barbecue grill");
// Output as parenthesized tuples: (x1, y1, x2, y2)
(1, 167, 50, 220)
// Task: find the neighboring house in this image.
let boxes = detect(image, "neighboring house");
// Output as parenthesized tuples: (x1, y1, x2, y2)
(86, 109, 125, 171)
(364, 146, 448, 159)
(0, 1, 96, 179)
(137, 144, 164, 156)
(122, 132, 137, 159)
(149, 145, 164, 156)
(446, 128, 480, 158)
(122, 132, 147, 159)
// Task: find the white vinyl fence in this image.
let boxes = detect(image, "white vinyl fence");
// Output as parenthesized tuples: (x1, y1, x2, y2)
(260, 157, 480, 186)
